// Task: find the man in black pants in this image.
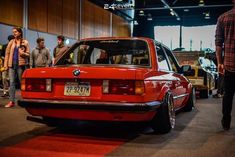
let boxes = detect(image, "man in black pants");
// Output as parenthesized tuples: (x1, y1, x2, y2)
(215, 0, 235, 130)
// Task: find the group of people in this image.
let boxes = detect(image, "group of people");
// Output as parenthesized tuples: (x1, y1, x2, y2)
(0, 27, 67, 108)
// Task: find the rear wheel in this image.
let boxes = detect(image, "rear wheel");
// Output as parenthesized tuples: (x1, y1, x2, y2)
(151, 93, 175, 134)
(183, 87, 195, 112)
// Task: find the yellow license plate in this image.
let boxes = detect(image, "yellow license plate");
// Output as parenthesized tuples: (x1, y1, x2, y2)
(64, 82, 90, 96)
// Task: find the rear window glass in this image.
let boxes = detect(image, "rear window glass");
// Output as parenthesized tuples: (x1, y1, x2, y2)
(56, 39, 150, 66)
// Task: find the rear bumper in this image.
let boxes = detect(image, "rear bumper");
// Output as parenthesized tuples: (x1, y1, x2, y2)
(18, 99, 162, 121)
(18, 99, 162, 112)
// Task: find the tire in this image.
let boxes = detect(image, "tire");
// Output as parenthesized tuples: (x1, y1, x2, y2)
(200, 89, 209, 98)
(151, 93, 175, 134)
(183, 88, 195, 112)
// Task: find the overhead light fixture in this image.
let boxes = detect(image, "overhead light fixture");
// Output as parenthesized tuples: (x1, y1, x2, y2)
(161, 0, 180, 21)
(199, 0, 205, 6)
(147, 17, 152, 21)
(204, 12, 210, 19)
(184, 9, 189, 12)
(147, 14, 152, 21)
(134, 20, 139, 25)
(139, 10, 145, 16)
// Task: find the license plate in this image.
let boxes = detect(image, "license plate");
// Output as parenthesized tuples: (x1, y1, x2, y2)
(64, 82, 90, 96)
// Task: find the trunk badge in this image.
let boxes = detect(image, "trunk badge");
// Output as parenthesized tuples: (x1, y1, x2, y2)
(73, 69, 80, 76)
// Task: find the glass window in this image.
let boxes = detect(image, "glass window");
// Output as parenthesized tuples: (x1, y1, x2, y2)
(162, 46, 179, 73)
(155, 44, 170, 71)
(56, 40, 150, 66)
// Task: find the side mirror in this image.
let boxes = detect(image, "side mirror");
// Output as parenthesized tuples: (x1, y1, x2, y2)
(180, 65, 191, 73)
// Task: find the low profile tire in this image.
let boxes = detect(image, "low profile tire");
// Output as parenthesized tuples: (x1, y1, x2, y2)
(151, 93, 175, 134)
(183, 87, 196, 112)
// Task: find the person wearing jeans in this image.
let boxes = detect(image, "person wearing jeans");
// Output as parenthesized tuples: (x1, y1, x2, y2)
(1, 35, 14, 97)
(215, 0, 235, 130)
(4, 27, 30, 108)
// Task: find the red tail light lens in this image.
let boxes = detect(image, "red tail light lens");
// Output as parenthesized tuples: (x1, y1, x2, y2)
(102, 80, 144, 95)
(109, 80, 135, 95)
(25, 79, 52, 92)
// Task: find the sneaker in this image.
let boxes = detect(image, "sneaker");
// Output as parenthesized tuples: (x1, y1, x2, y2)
(5, 101, 15, 108)
(213, 94, 223, 98)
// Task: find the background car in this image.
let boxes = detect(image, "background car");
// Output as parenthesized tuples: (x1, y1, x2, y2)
(173, 51, 217, 98)
(18, 37, 194, 134)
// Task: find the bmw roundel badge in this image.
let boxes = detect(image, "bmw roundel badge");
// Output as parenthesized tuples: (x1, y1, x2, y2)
(73, 69, 80, 76)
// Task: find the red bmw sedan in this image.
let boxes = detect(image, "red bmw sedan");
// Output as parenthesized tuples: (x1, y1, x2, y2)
(18, 37, 195, 134)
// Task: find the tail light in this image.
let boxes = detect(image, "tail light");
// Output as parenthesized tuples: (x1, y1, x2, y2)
(102, 80, 144, 95)
(21, 79, 52, 92)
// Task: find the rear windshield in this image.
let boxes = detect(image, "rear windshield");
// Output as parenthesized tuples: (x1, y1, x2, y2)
(56, 39, 150, 66)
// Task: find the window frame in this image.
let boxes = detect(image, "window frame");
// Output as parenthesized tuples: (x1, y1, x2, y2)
(154, 41, 172, 72)
(161, 44, 181, 73)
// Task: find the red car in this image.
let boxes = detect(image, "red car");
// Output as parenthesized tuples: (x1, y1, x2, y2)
(18, 37, 195, 134)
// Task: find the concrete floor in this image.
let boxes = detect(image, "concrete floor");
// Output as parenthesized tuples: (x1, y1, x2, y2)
(0, 93, 234, 157)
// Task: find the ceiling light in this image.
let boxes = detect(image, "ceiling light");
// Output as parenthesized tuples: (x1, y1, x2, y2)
(139, 10, 145, 16)
(134, 20, 138, 25)
(147, 14, 152, 21)
(170, 11, 175, 16)
(176, 17, 181, 21)
(184, 9, 189, 12)
(147, 17, 152, 21)
(204, 12, 210, 19)
(199, 0, 205, 6)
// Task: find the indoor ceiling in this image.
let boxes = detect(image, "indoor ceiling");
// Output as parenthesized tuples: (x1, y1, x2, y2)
(134, 0, 233, 26)
(91, 0, 233, 26)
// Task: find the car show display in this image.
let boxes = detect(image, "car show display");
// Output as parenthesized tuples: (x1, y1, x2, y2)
(18, 37, 195, 134)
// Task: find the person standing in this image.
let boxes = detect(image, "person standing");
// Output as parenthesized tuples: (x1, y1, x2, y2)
(4, 27, 30, 108)
(0, 35, 14, 97)
(53, 35, 67, 64)
(30, 37, 51, 68)
(215, 0, 235, 130)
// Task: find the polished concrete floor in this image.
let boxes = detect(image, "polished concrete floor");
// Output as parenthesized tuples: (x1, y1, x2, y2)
(0, 92, 234, 157)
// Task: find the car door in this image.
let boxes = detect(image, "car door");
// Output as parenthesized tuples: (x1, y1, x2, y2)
(155, 42, 182, 108)
(161, 45, 189, 108)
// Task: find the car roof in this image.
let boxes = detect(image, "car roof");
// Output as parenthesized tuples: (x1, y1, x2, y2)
(78, 37, 153, 43)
